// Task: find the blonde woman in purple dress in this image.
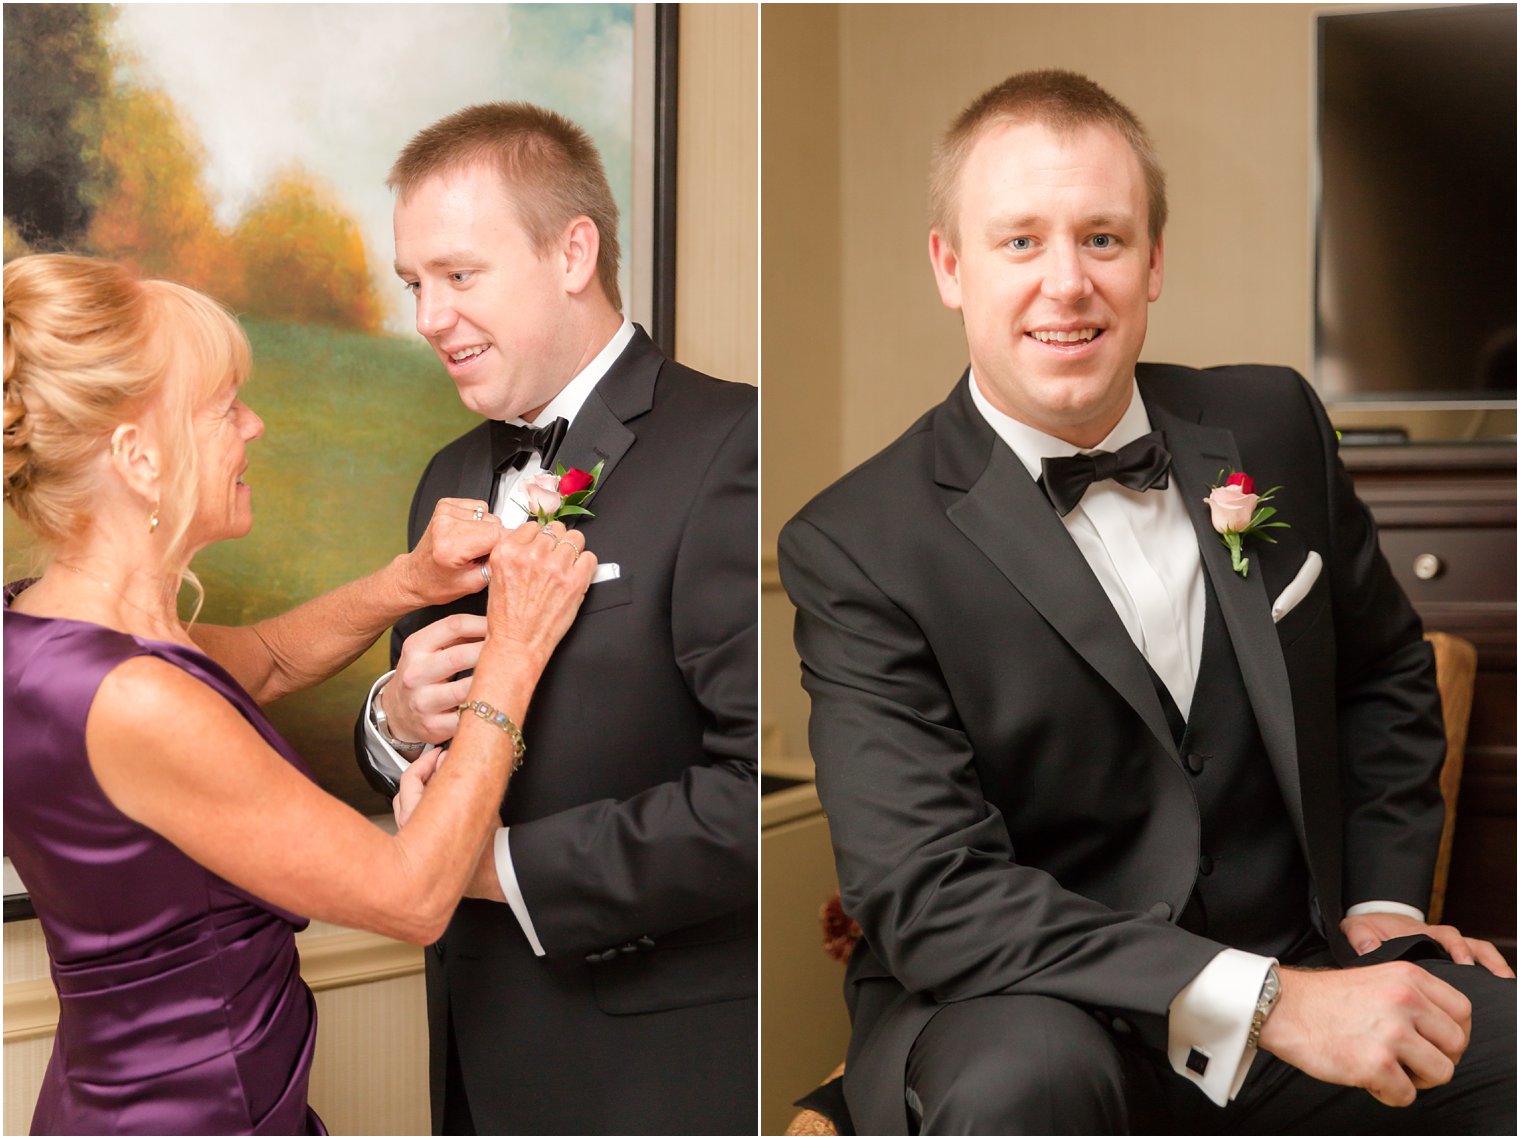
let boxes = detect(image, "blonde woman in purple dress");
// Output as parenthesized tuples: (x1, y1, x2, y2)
(2, 253, 596, 1134)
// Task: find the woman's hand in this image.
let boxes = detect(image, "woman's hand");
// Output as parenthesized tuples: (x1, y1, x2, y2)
(400, 498, 503, 607)
(484, 521, 598, 669)
(392, 747, 444, 829)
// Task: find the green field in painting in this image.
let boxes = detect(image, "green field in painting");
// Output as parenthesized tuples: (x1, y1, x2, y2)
(4, 319, 481, 813)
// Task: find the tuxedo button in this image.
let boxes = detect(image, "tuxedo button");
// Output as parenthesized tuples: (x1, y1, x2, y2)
(1199, 854, 1215, 876)
(584, 952, 601, 964)
(1185, 752, 1209, 775)
(599, 948, 621, 962)
(1111, 1017, 1133, 1036)
(619, 942, 638, 954)
(637, 935, 655, 949)
(1149, 902, 1172, 920)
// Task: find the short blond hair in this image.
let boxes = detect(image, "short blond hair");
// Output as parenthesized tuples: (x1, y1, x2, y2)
(4, 254, 250, 571)
(390, 102, 622, 311)
(929, 69, 1168, 250)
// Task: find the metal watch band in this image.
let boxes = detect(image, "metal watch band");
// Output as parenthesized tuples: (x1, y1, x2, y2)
(1245, 964, 1282, 1052)
(372, 686, 427, 757)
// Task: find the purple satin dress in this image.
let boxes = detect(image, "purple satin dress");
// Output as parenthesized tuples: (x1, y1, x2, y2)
(4, 596, 326, 1135)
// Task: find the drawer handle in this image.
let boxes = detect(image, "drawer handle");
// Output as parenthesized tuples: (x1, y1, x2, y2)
(1413, 553, 1444, 581)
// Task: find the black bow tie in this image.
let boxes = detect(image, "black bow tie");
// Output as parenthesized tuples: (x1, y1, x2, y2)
(1039, 431, 1172, 517)
(491, 416, 569, 474)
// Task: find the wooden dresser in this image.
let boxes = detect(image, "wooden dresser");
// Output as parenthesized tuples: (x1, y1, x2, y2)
(1342, 442, 1517, 959)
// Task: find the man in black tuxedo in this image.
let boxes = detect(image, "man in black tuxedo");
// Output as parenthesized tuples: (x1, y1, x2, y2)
(354, 103, 755, 1135)
(779, 70, 1512, 1134)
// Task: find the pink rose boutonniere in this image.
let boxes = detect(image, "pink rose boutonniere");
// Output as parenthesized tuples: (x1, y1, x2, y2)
(1204, 470, 1289, 578)
(520, 460, 605, 525)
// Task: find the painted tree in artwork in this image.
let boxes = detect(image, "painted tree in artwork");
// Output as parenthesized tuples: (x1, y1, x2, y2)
(82, 86, 240, 301)
(230, 170, 384, 334)
(2, 4, 112, 251)
(4, 6, 381, 332)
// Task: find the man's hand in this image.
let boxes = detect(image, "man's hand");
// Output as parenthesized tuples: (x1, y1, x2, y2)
(1258, 963, 1471, 1107)
(1341, 911, 1515, 978)
(391, 747, 444, 829)
(383, 613, 488, 743)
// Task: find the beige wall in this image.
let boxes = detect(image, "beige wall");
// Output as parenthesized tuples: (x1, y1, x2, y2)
(761, 4, 843, 760)
(678, 4, 759, 386)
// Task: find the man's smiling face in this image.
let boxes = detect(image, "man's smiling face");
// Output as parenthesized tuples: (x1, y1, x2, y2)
(930, 119, 1164, 447)
(393, 161, 572, 422)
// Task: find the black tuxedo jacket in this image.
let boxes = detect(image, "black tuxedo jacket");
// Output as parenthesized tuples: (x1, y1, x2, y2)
(778, 363, 1445, 1134)
(356, 328, 757, 1134)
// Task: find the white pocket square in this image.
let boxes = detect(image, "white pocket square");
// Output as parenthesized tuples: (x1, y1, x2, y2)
(1271, 552, 1322, 623)
(591, 562, 621, 584)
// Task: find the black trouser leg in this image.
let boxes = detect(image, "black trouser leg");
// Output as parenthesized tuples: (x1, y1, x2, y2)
(439, 1005, 477, 1136)
(905, 994, 1148, 1134)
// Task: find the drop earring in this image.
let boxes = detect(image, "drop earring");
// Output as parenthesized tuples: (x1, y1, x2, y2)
(149, 500, 160, 533)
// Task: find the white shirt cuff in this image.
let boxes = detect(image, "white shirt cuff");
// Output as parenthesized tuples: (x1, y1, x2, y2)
(362, 670, 414, 781)
(1167, 948, 1275, 1106)
(493, 827, 546, 957)
(1346, 900, 1426, 923)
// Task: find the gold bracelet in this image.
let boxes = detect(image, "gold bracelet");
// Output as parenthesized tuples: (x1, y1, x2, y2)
(456, 700, 526, 771)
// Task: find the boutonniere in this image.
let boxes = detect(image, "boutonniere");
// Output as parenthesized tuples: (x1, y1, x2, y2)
(519, 460, 605, 525)
(1204, 470, 1289, 578)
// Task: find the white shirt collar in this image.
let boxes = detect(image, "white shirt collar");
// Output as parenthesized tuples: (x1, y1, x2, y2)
(515, 318, 636, 428)
(968, 370, 1154, 482)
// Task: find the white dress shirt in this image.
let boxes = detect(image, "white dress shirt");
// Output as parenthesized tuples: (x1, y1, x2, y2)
(365, 319, 636, 957)
(968, 372, 1421, 1105)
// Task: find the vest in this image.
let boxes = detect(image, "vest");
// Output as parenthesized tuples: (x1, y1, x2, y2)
(1152, 575, 1318, 960)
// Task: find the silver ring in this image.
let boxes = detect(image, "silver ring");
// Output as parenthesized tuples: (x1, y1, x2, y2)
(471, 506, 485, 522)
(480, 564, 492, 584)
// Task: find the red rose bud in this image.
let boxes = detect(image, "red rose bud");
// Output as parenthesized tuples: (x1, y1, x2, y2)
(558, 468, 594, 496)
(1226, 471, 1255, 495)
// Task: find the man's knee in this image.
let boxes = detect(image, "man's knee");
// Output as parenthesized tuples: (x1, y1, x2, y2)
(1420, 958, 1516, 1048)
(1415, 960, 1515, 1133)
(907, 994, 1129, 1134)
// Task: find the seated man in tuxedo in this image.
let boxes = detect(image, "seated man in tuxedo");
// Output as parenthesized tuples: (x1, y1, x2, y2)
(355, 102, 756, 1134)
(779, 69, 1513, 1135)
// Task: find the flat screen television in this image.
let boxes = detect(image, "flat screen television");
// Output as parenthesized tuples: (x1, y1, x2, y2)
(1315, 4, 1516, 405)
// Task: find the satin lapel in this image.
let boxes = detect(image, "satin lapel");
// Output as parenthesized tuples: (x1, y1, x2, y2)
(1147, 401, 1308, 849)
(458, 428, 496, 505)
(548, 328, 660, 527)
(554, 392, 635, 528)
(945, 441, 1182, 764)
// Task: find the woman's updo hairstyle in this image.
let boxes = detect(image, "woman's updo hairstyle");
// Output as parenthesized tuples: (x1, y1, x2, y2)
(3, 254, 250, 566)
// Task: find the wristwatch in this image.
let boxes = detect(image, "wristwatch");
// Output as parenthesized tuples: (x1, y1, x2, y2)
(1245, 964, 1282, 1051)
(372, 685, 427, 758)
